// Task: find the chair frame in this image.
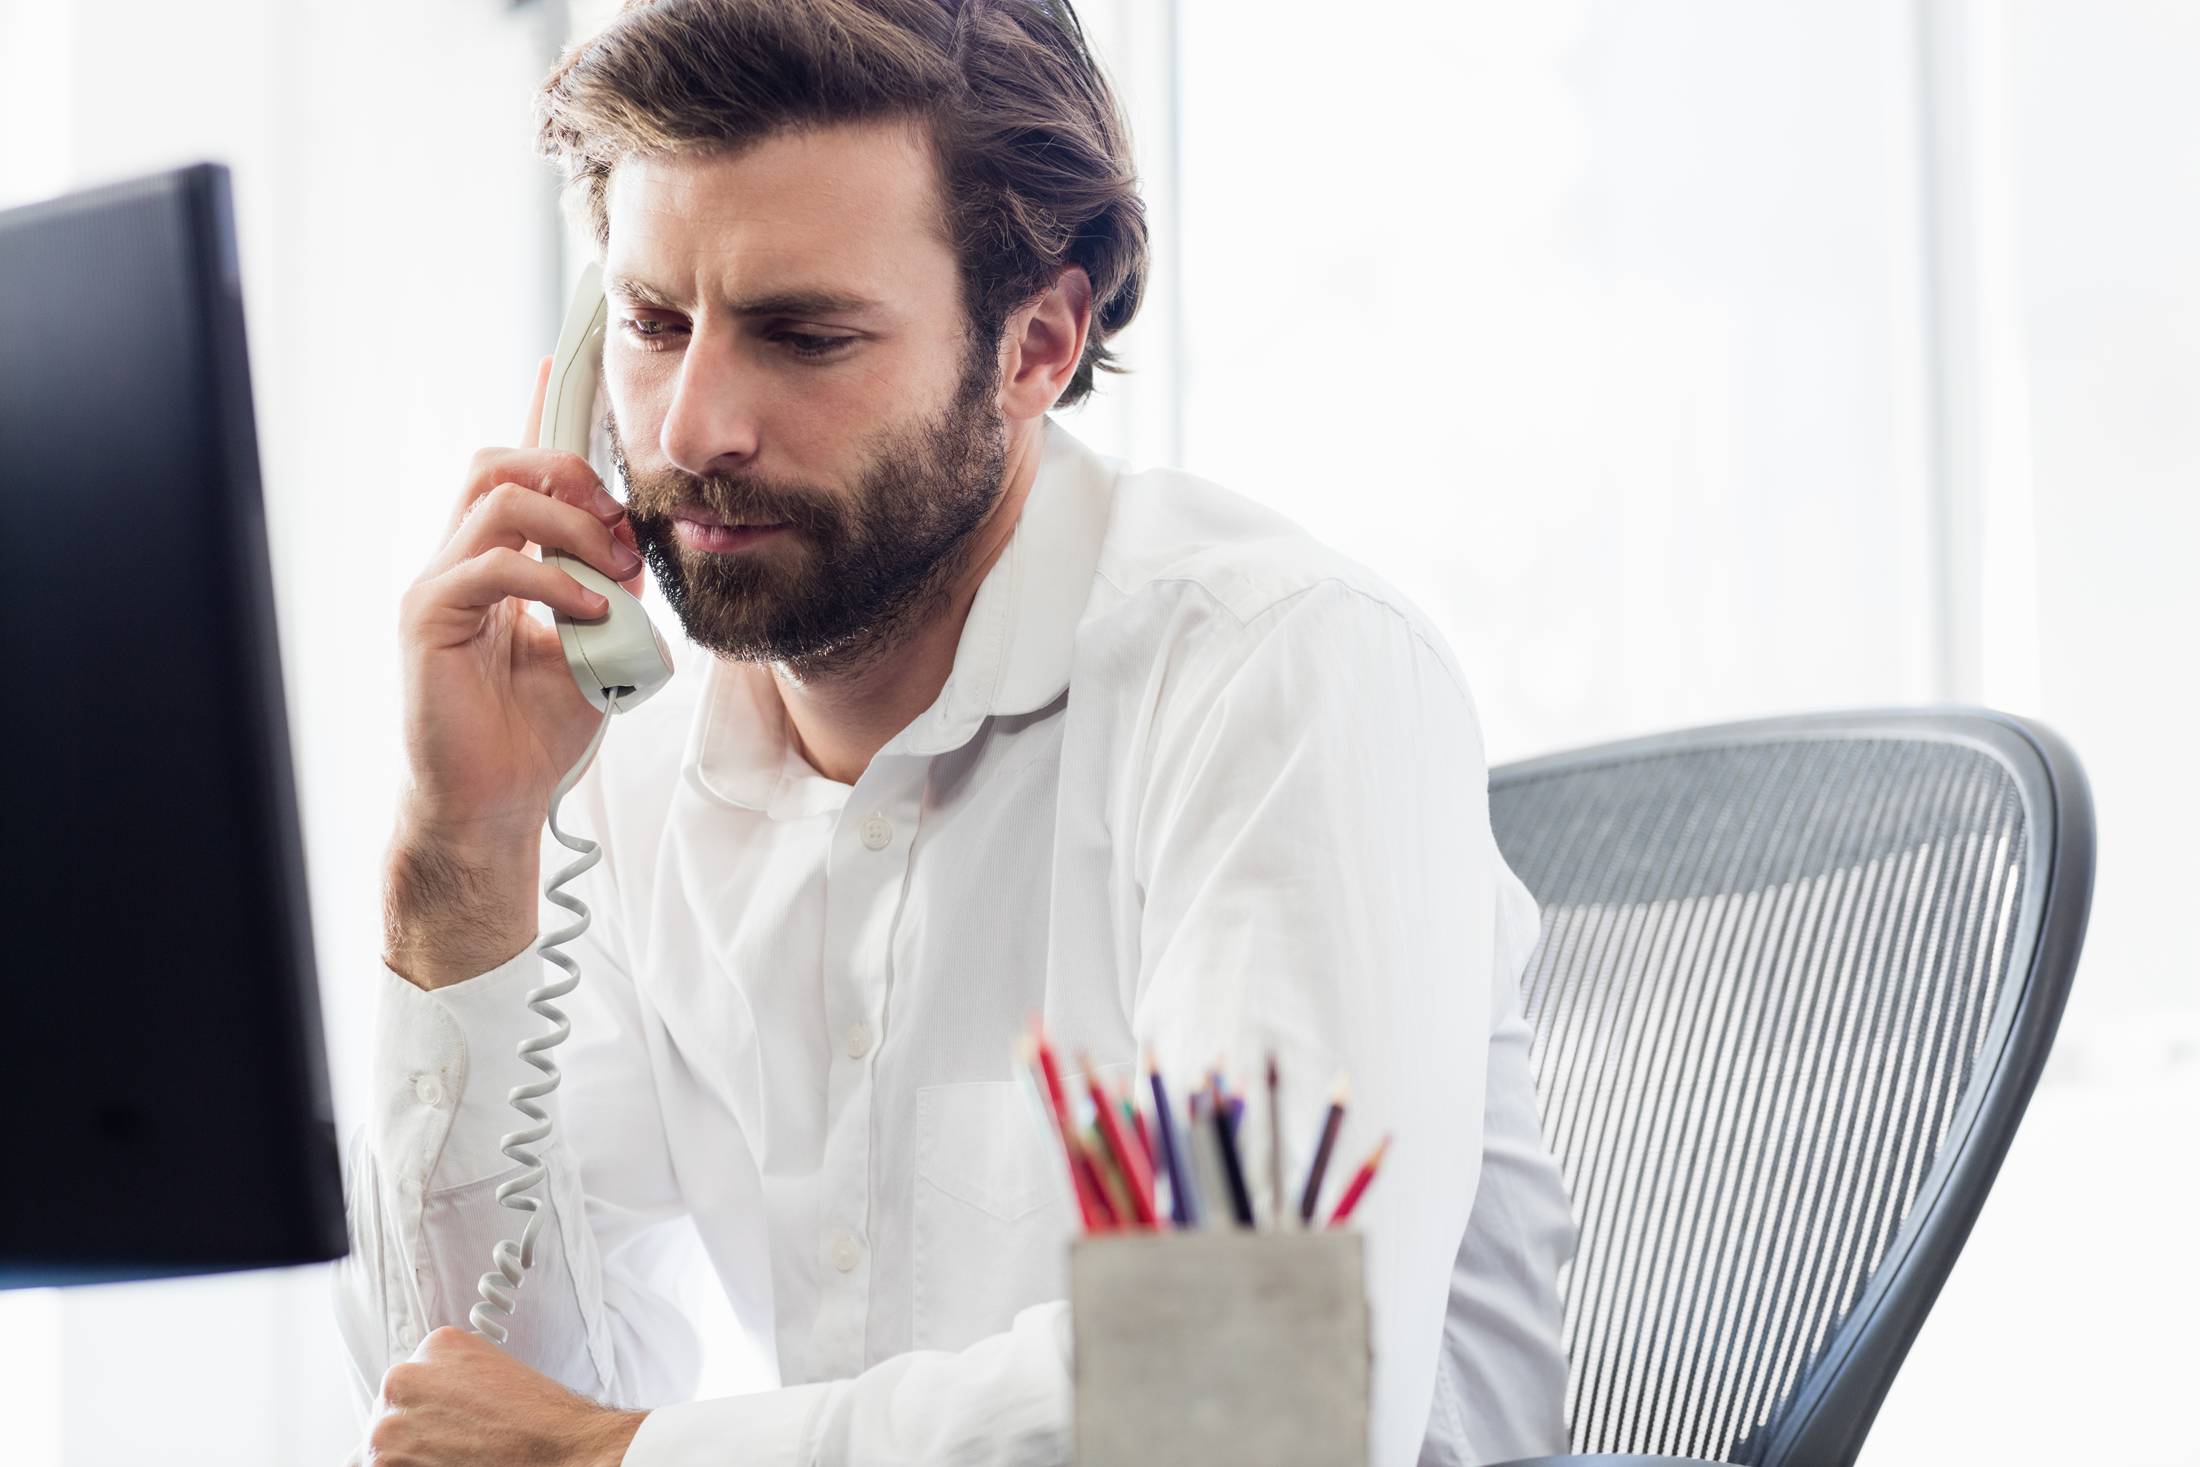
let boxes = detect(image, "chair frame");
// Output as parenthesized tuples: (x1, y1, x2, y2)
(1487, 708, 2094, 1467)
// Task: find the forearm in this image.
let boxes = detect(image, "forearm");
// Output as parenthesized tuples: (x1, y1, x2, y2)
(383, 809, 541, 989)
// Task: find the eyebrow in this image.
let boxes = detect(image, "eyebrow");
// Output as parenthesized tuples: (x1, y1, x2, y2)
(603, 274, 879, 319)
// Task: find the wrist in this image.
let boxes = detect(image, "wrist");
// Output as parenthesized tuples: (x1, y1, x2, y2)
(393, 790, 545, 866)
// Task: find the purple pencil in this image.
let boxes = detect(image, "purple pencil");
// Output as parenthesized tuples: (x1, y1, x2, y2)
(1145, 1051, 1193, 1228)
(1297, 1072, 1350, 1226)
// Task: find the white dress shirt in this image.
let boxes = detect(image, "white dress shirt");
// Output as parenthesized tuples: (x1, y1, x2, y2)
(334, 423, 1575, 1467)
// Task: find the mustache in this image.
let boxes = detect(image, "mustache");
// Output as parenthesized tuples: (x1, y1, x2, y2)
(621, 462, 846, 539)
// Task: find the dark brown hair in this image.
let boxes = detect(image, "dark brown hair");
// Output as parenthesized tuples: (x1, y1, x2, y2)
(536, 0, 1146, 406)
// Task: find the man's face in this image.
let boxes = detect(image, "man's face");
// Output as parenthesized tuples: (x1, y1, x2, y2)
(599, 123, 1006, 664)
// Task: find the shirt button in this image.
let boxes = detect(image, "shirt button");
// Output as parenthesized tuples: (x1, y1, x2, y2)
(397, 1321, 421, 1350)
(412, 1074, 445, 1108)
(858, 813, 893, 851)
(831, 1233, 862, 1272)
(845, 1021, 873, 1059)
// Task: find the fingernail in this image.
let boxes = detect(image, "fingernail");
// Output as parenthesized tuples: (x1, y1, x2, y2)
(614, 544, 643, 574)
(592, 487, 623, 520)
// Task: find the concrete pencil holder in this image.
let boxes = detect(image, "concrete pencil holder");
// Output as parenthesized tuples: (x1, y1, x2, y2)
(1071, 1230, 1371, 1467)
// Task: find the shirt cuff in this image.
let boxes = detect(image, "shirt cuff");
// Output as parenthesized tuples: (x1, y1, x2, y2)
(369, 948, 549, 1189)
(623, 1385, 834, 1467)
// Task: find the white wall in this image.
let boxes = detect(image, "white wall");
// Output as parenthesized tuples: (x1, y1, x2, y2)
(1865, 4, 2200, 1457)
(1169, 0, 1939, 763)
(2011, 0, 2200, 1026)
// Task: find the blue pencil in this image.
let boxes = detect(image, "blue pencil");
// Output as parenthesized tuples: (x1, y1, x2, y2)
(1211, 1077, 1256, 1228)
(1146, 1054, 1193, 1228)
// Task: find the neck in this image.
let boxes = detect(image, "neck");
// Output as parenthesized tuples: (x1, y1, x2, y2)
(769, 419, 1046, 785)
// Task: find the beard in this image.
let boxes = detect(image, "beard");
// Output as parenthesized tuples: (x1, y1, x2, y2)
(614, 347, 1007, 670)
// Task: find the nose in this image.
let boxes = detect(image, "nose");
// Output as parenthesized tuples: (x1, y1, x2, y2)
(659, 329, 761, 476)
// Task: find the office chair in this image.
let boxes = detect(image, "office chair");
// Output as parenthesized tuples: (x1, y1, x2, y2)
(1483, 710, 2093, 1467)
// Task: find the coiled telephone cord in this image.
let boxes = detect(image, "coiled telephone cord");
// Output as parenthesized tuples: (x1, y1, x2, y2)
(469, 697, 617, 1344)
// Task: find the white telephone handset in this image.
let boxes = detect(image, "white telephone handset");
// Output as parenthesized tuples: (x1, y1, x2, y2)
(463, 265, 675, 1349)
(538, 262, 674, 712)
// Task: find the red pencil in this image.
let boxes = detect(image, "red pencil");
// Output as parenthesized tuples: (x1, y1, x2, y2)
(1074, 1143, 1120, 1229)
(1325, 1135, 1391, 1228)
(1029, 1027, 1075, 1139)
(1082, 1055, 1159, 1226)
(1028, 1030, 1114, 1230)
(1125, 1092, 1154, 1169)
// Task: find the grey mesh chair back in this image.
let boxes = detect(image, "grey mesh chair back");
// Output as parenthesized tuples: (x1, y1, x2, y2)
(1487, 710, 2092, 1467)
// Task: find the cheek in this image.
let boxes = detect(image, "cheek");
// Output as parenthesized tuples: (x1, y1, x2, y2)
(768, 377, 873, 449)
(602, 352, 677, 456)
(780, 341, 965, 453)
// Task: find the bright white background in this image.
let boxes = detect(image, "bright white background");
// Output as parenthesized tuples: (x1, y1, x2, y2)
(0, 0, 2192, 1462)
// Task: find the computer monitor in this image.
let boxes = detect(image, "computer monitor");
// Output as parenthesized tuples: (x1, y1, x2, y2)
(0, 164, 345, 1284)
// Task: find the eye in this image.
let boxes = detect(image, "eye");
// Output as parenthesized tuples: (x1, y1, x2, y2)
(772, 329, 857, 360)
(617, 314, 689, 350)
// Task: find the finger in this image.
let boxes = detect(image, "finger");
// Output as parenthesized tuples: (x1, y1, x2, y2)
(420, 546, 610, 626)
(413, 1324, 491, 1368)
(521, 354, 552, 449)
(436, 483, 643, 584)
(449, 447, 624, 539)
(378, 1359, 428, 1409)
(611, 516, 647, 595)
(419, 1324, 485, 1359)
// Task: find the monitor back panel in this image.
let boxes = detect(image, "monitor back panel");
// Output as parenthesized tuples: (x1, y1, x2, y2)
(0, 165, 343, 1283)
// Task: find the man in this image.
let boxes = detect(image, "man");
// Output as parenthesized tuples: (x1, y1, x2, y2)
(337, 1, 1573, 1463)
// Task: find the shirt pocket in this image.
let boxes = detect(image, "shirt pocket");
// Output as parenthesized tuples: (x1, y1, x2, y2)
(911, 1081, 1076, 1352)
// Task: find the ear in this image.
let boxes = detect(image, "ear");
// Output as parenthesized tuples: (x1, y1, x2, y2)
(996, 266, 1094, 424)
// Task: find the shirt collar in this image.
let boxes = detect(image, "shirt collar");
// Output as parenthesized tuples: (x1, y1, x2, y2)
(691, 420, 1117, 807)
(889, 420, 1116, 756)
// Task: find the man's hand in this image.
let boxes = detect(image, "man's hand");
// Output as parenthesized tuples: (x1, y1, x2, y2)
(351, 1327, 646, 1467)
(383, 359, 647, 989)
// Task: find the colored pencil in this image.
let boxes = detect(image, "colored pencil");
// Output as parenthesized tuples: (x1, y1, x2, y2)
(1210, 1076, 1256, 1228)
(1084, 1119, 1137, 1223)
(1030, 1029, 1113, 1230)
(1266, 1054, 1283, 1227)
(1125, 1094, 1153, 1169)
(1325, 1135, 1391, 1227)
(1297, 1072, 1349, 1225)
(1083, 1056, 1159, 1226)
(1185, 1091, 1225, 1229)
(1029, 1029, 1075, 1143)
(1018, 1034, 1094, 1228)
(1147, 1056, 1194, 1228)
(1072, 1094, 1121, 1228)
(1120, 1057, 1154, 1165)
(1013, 1036, 1066, 1164)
